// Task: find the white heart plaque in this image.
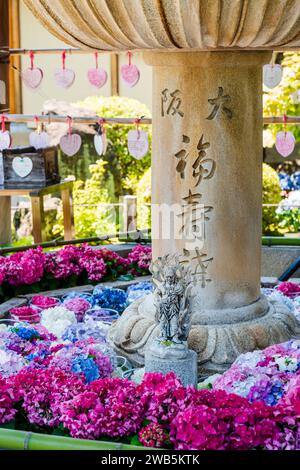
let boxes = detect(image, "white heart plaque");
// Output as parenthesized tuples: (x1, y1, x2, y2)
(0, 131, 11, 151)
(263, 64, 282, 89)
(12, 157, 33, 178)
(87, 68, 107, 88)
(121, 64, 140, 87)
(29, 131, 49, 150)
(22, 68, 43, 89)
(127, 130, 149, 159)
(94, 133, 107, 156)
(275, 131, 295, 157)
(60, 133, 82, 156)
(54, 68, 75, 88)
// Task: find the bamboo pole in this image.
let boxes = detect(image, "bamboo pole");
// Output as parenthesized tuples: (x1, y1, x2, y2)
(1, 113, 300, 125)
(0, 428, 146, 450)
(1, 113, 152, 125)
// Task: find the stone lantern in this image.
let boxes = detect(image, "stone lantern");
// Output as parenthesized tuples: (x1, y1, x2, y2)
(25, 0, 300, 373)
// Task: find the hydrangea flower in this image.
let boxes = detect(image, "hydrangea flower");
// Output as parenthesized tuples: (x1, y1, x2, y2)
(40, 306, 76, 338)
(92, 288, 128, 314)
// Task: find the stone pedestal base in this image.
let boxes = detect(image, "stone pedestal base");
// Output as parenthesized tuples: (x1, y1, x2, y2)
(145, 348, 197, 387)
(109, 294, 300, 376)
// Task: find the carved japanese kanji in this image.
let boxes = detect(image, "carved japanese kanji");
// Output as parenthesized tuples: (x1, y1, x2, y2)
(206, 86, 233, 120)
(192, 135, 216, 186)
(161, 88, 184, 117)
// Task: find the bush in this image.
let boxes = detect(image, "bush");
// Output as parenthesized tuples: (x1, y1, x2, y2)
(262, 163, 282, 235)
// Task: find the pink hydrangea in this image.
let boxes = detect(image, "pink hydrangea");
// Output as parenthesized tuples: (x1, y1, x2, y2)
(127, 244, 152, 275)
(13, 367, 85, 427)
(277, 281, 300, 297)
(137, 372, 197, 423)
(169, 390, 281, 450)
(60, 377, 146, 439)
(0, 375, 17, 424)
(45, 246, 83, 280)
(78, 245, 107, 282)
(138, 422, 169, 448)
(31, 295, 59, 309)
(63, 297, 91, 321)
(4, 247, 45, 286)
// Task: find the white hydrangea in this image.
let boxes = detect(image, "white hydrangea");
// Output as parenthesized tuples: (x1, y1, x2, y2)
(41, 306, 76, 338)
(274, 355, 298, 372)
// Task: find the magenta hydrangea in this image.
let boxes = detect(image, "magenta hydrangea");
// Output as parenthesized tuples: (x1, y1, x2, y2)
(127, 244, 152, 275)
(169, 390, 282, 450)
(0, 375, 17, 424)
(138, 422, 169, 448)
(4, 247, 45, 286)
(60, 377, 146, 439)
(276, 281, 300, 297)
(12, 366, 85, 427)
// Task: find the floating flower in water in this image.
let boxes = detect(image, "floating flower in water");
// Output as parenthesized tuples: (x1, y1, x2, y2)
(9, 306, 41, 323)
(92, 288, 128, 314)
(276, 281, 300, 298)
(62, 321, 108, 343)
(40, 306, 76, 338)
(127, 281, 153, 303)
(30, 295, 60, 309)
(84, 308, 119, 324)
(63, 297, 91, 322)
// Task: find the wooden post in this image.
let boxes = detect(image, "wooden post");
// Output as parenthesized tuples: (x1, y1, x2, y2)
(9, 0, 22, 114)
(110, 53, 119, 96)
(0, 0, 12, 246)
(61, 186, 75, 240)
(30, 196, 45, 244)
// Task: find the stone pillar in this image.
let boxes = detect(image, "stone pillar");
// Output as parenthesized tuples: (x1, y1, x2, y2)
(148, 51, 269, 310)
(110, 52, 299, 374)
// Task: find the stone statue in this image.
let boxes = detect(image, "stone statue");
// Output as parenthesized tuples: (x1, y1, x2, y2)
(144, 254, 198, 386)
(150, 254, 194, 345)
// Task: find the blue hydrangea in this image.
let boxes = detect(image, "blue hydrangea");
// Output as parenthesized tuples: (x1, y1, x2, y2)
(71, 356, 100, 383)
(12, 327, 40, 341)
(92, 288, 128, 314)
(265, 381, 284, 406)
(127, 281, 154, 303)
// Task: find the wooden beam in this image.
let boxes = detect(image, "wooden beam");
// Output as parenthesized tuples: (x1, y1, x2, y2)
(9, 0, 22, 114)
(110, 53, 119, 95)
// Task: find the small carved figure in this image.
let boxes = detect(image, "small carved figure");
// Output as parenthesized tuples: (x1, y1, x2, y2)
(150, 254, 194, 343)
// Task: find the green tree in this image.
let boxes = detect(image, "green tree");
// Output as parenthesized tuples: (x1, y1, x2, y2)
(262, 163, 282, 235)
(75, 96, 152, 199)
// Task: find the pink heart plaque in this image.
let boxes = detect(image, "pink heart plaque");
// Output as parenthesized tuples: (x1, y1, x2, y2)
(0, 131, 11, 151)
(29, 131, 49, 150)
(22, 67, 43, 89)
(121, 64, 140, 87)
(87, 68, 107, 88)
(127, 130, 148, 159)
(54, 69, 75, 88)
(263, 64, 282, 89)
(60, 133, 82, 157)
(275, 131, 295, 157)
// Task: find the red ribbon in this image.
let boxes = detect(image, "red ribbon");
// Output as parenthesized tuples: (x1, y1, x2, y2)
(283, 114, 287, 134)
(94, 52, 99, 69)
(98, 118, 106, 134)
(127, 51, 132, 66)
(1, 115, 6, 133)
(67, 116, 72, 136)
(62, 51, 66, 70)
(29, 50, 34, 70)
